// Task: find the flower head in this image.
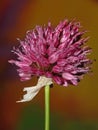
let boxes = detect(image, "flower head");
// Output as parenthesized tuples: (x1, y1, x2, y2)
(9, 19, 92, 102)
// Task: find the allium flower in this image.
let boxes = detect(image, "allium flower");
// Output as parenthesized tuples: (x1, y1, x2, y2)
(9, 19, 92, 102)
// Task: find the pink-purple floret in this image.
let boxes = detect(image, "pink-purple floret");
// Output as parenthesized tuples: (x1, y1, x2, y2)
(9, 19, 92, 86)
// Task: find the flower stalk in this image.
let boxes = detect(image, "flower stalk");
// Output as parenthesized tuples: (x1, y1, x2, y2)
(45, 85, 50, 130)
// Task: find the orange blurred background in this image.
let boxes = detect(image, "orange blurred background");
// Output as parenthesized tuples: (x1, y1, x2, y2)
(0, 0, 98, 130)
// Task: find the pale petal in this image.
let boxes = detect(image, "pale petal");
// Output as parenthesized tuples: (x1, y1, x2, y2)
(17, 76, 53, 102)
(16, 86, 40, 102)
(62, 72, 76, 80)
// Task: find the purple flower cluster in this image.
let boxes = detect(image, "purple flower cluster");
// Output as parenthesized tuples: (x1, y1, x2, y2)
(9, 19, 92, 86)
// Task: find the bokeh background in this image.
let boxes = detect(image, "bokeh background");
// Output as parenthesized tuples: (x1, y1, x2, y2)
(0, 0, 98, 130)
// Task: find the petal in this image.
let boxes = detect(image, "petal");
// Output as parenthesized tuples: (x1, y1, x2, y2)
(62, 72, 76, 80)
(63, 80, 68, 87)
(45, 72, 52, 78)
(57, 59, 67, 66)
(52, 65, 63, 73)
(64, 65, 74, 71)
(9, 60, 29, 67)
(16, 86, 40, 102)
(39, 56, 49, 67)
(53, 76, 63, 85)
(70, 79, 78, 86)
(17, 76, 53, 102)
(48, 52, 59, 63)
(47, 45, 56, 55)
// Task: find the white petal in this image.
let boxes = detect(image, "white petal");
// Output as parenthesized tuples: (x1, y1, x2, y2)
(16, 86, 40, 102)
(17, 76, 53, 102)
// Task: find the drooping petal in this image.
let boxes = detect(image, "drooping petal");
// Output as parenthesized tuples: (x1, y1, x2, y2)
(17, 76, 53, 102)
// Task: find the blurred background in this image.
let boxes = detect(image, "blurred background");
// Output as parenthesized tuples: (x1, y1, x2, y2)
(0, 0, 98, 130)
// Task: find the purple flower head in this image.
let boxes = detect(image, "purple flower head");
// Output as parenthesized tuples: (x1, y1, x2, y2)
(9, 19, 92, 87)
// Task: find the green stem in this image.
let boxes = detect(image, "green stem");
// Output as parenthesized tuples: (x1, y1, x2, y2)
(45, 85, 50, 130)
